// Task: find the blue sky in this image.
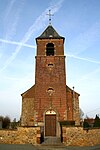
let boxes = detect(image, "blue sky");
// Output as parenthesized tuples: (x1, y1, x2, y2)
(0, 0, 100, 120)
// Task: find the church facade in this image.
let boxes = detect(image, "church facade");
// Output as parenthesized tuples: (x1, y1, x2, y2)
(21, 25, 80, 137)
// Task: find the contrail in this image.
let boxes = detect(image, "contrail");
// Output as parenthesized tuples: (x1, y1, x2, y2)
(1, 0, 24, 51)
(67, 54, 100, 64)
(67, 22, 100, 55)
(76, 67, 100, 84)
(4, 0, 16, 21)
(0, 0, 64, 72)
(50, 0, 64, 13)
(0, 38, 36, 49)
(4, 0, 24, 40)
(1, 0, 17, 49)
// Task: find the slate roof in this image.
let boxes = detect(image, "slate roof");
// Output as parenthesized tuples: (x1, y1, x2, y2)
(36, 25, 65, 40)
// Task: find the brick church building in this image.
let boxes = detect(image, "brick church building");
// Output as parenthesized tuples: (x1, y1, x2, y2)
(21, 24, 80, 137)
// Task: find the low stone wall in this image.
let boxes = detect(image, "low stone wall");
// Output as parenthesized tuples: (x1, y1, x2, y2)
(0, 126, 100, 146)
(62, 126, 100, 146)
(0, 127, 40, 144)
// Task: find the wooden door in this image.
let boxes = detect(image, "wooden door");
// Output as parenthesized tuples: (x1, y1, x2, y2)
(45, 114, 56, 136)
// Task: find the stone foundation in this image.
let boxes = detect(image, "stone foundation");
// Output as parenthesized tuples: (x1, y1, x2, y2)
(0, 127, 40, 144)
(62, 127, 100, 146)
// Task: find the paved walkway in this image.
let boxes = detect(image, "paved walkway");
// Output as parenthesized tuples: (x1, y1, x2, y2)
(42, 137, 62, 145)
(0, 144, 100, 150)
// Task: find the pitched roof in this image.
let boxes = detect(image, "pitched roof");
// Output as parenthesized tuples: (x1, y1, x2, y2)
(36, 25, 65, 40)
(21, 85, 35, 98)
(66, 85, 80, 96)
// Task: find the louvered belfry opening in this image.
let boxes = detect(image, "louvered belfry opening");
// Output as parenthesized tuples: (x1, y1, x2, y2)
(46, 43, 54, 56)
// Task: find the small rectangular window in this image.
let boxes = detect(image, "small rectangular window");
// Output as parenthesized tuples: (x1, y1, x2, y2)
(48, 64, 53, 67)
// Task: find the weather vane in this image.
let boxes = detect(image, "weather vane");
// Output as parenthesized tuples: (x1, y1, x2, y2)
(47, 9, 54, 25)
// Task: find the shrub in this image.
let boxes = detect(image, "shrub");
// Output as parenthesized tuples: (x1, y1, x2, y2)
(94, 115, 100, 127)
(0, 116, 11, 129)
(83, 121, 90, 128)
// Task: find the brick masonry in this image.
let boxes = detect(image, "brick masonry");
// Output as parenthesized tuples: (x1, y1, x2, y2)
(21, 38, 80, 127)
(20, 25, 80, 137)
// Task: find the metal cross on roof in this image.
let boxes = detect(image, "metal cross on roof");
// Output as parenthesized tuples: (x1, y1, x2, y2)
(47, 9, 54, 25)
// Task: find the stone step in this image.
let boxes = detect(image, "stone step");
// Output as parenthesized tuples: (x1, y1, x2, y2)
(43, 137, 60, 144)
(41, 137, 64, 146)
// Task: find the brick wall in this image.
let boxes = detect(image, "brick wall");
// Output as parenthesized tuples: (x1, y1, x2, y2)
(35, 55, 67, 122)
(35, 38, 68, 122)
(21, 31, 80, 127)
(36, 39, 64, 56)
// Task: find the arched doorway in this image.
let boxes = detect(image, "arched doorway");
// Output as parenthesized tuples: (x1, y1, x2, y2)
(45, 110, 56, 136)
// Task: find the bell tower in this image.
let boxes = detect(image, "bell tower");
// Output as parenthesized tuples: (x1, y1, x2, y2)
(34, 25, 68, 135)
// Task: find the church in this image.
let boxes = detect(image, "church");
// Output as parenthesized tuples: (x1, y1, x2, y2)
(20, 22, 80, 137)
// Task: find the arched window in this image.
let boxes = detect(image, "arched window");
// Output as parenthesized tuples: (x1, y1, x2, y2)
(46, 43, 54, 56)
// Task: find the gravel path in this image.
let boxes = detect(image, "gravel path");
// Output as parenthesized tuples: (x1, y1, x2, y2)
(0, 144, 100, 150)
